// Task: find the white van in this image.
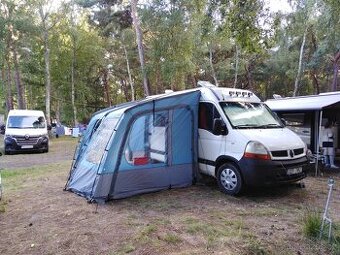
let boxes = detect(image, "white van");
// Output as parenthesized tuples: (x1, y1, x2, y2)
(197, 82, 308, 195)
(3, 110, 49, 154)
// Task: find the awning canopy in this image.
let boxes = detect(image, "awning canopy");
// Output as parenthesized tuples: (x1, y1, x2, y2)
(265, 92, 340, 111)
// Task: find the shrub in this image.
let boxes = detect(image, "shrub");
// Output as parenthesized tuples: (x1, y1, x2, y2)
(302, 208, 321, 239)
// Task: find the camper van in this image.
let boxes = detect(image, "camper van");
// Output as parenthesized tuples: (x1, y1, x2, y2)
(197, 82, 308, 195)
(66, 82, 308, 202)
(3, 110, 49, 154)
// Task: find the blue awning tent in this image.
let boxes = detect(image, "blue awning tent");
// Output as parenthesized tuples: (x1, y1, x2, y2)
(65, 90, 201, 202)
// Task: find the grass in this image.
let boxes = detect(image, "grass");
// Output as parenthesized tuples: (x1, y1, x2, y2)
(161, 233, 182, 244)
(1, 161, 70, 193)
(182, 215, 267, 252)
(0, 162, 70, 213)
(0, 199, 7, 213)
(302, 208, 322, 239)
(114, 243, 136, 254)
(301, 207, 340, 255)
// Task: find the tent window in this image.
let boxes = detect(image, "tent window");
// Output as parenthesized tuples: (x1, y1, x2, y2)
(85, 109, 124, 164)
(125, 111, 168, 166)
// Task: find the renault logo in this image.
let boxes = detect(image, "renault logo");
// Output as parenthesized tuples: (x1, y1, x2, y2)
(289, 150, 294, 158)
(24, 134, 30, 140)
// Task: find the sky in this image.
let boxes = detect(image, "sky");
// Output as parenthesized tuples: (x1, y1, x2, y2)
(266, 0, 293, 14)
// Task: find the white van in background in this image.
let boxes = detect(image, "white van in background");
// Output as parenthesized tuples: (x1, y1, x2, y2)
(197, 82, 308, 195)
(2, 110, 49, 154)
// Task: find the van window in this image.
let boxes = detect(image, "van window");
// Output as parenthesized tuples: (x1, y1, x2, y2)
(199, 103, 221, 133)
(8, 116, 46, 129)
(124, 111, 168, 166)
(220, 102, 283, 129)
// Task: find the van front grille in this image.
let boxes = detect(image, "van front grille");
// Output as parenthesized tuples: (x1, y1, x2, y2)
(14, 136, 39, 146)
(271, 150, 288, 157)
(271, 148, 305, 158)
(293, 148, 304, 156)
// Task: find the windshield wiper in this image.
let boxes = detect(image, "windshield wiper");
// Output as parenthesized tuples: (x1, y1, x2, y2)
(234, 123, 282, 129)
(234, 124, 259, 129)
(257, 123, 282, 128)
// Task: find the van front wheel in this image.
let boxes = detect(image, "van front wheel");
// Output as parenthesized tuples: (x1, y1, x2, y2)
(217, 163, 242, 195)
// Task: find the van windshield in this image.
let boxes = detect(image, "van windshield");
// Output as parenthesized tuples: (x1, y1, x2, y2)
(220, 102, 283, 129)
(8, 116, 46, 129)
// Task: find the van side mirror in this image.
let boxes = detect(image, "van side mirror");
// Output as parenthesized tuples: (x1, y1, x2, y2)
(0, 124, 5, 135)
(47, 124, 52, 131)
(213, 118, 228, 136)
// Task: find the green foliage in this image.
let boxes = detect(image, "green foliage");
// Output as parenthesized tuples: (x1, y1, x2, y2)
(1, 0, 340, 119)
(301, 208, 322, 238)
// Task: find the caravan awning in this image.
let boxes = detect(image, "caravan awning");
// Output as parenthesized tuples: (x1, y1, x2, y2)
(265, 92, 340, 111)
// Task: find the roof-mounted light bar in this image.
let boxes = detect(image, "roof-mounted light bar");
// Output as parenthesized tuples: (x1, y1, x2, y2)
(228, 91, 253, 97)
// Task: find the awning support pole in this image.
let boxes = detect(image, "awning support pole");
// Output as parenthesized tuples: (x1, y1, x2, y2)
(315, 110, 323, 177)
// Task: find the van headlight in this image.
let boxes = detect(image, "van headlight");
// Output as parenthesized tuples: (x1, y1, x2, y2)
(244, 141, 271, 160)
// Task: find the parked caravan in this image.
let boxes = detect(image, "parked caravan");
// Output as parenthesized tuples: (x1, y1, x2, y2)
(266, 92, 340, 154)
(2, 110, 49, 154)
(65, 82, 308, 202)
(265, 92, 340, 174)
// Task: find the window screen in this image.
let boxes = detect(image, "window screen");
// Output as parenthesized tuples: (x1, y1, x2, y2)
(124, 111, 169, 166)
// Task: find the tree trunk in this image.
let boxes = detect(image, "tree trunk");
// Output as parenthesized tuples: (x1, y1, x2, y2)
(103, 69, 111, 106)
(71, 47, 77, 126)
(208, 42, 218, 86)
(12, 44, 25, 109)
(293, 29, 307, 97)
(123, 44, 135, 101)
(39, 6, 52, 125)
(189, 74, 196, 88)
(331, 50, 340, 92)
(310, 30, 319, 94)
(154, 66, 162, 94)
(43, 29, 51, 125)
(120, 79, 130, 102)
(234, 44, 239, 88)
(1, 65, 13, 113)
(71, 3, 78, 126)
(310, 71, 320, 94)
(5, 61, 13, 112)
(56, 98, 61, 124)
(130, 0, 151, 97)
(245, 61, 254, 91)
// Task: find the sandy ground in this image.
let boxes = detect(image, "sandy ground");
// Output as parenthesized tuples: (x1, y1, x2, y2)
(0, 137, 339, 255)
(1, 136, 77, 169)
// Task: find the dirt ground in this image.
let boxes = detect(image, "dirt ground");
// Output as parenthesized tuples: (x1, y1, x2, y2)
(0, 135, 77, 169)
(0, 137, 339, 255)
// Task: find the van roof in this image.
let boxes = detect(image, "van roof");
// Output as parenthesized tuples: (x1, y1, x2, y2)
(8, 110, 45, 117)
(197, 82, 261, 103)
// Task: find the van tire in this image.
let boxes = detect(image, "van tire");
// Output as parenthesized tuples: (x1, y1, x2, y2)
(217, 163, 242, 195)
(4, 146, 11, 155)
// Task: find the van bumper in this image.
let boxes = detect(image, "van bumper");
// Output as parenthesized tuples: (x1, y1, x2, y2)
(4, 135, 49, 153)
(238, 156, 308, 186)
